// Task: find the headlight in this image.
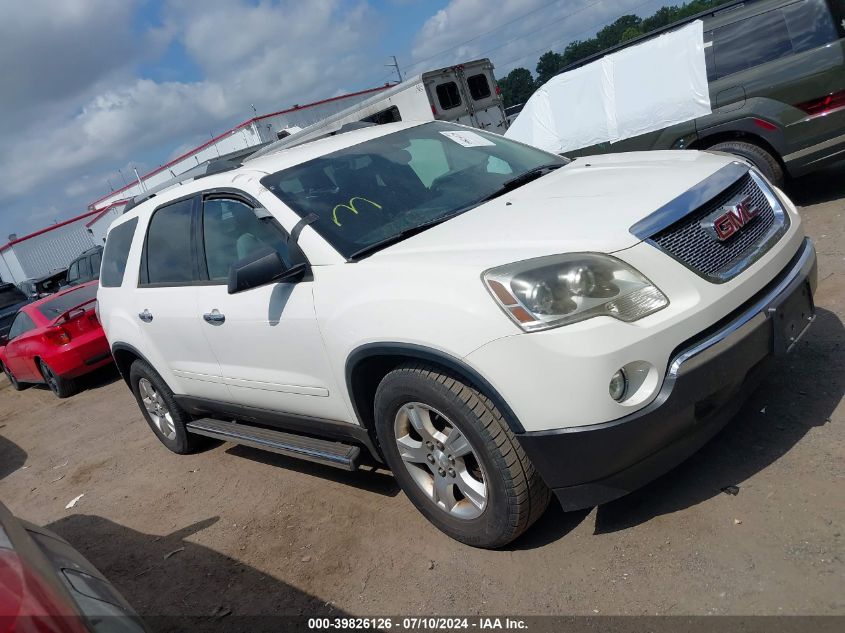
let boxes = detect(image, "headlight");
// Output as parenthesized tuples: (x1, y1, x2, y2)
(483, 253, 668, 332)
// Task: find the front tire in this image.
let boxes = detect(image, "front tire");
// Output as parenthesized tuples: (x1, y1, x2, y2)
(374, 363, 550, 548)
(39, 360, 76, 398)
(128, 359, 202, 454)
(1, 362, 25, 391)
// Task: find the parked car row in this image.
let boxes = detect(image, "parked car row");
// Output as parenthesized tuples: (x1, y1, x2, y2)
(0, 282, 113, 398)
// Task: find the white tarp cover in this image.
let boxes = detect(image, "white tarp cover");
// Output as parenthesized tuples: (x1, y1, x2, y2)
(505, 20, 711, 153)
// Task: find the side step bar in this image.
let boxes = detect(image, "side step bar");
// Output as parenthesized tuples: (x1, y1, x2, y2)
(186, 418, 361, 471)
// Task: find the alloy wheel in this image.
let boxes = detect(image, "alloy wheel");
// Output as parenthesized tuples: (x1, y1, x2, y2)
(393, 402, 488, 519)
(138, 378, 177, 440)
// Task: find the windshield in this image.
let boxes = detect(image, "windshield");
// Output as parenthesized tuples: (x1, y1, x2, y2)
(260, 122, 565, 258)
(0, 285, 27, 310)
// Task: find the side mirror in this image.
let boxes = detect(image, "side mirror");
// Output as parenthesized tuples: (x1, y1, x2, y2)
(227, 247, 306, 294)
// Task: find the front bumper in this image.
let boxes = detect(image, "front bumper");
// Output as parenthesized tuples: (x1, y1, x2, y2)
(516, 238, 817, 510)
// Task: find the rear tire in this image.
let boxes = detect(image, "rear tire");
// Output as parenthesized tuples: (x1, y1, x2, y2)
(128, 359, 202, 454)
(39, 360, 76, 398)
(1, 362, 25, 391)
(374, 362, 550, 548)
(708, 140, 784, 187)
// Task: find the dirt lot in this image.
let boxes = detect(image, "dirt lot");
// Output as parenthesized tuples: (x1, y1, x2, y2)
(1, 166, 843, 626)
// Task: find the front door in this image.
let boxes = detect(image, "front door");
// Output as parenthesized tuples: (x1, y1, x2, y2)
(194, 195, 346, 422)
(133, 196, 230, 402)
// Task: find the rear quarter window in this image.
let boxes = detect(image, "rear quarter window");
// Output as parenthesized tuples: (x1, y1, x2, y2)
(101, 218, 138, 288)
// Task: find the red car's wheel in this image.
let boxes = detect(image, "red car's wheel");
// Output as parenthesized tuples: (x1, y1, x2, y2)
(39, 360, 77, 399)
(1, 362, 25, 391)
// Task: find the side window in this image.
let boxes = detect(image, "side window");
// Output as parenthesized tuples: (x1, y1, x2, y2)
(782, 0, 839, 53)
(361, 106, 402, 125)
(436, 81, 462, 110)
(710, 10, 793, 79)
(8, 312, 35, 340)
(406, 138, 451, 187)
(467, 73, 492, 101)
(78, 256, 92, 281)
(90, 250, 102, 279)
(143, 198, 195, 285)
(201, 198, 292, 282)
(101, 218, 138, 288)
(67, 260, 80, 284)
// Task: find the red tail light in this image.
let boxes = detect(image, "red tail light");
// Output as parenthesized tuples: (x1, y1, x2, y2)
(495, 84, 502, 96)
(43, 327, 71, 346)
(796, 90, 845, 116)
(431, 104, 437, 116)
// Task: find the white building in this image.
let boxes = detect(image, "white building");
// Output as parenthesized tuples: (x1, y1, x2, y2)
(0, 210, 100, 284)
(88, 85, 392, 211)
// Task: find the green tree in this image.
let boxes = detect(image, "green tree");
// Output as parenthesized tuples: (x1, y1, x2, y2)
(535, 51, 565, 86)
(498, 67, 536, 107)
(619, 26, 642, 43)
(529, 0, 737, 86)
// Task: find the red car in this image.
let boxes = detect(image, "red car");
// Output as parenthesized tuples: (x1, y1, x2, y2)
(0, 282, 112, 398)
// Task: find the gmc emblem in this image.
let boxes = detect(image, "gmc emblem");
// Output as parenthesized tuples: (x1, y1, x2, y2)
(701, 195, 760, 241)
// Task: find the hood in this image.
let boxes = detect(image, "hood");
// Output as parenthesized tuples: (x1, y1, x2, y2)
(370, 150, 737, 267)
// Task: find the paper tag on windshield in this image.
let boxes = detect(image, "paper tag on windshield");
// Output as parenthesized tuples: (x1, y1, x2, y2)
(440, 130, 495, 147)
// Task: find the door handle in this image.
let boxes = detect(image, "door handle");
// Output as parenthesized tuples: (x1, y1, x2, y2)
(138, 309, 153, 323)
(203, 310, 226, 324)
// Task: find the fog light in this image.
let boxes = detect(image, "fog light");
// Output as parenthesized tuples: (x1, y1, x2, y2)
(609, 369, 628, 401)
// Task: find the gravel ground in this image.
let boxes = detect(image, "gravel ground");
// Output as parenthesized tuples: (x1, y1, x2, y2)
(1, 164, 843, 626)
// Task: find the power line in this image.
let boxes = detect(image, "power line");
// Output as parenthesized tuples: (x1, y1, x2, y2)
(402, 0, 568, 75)
(472, 0, 606, 65)
(494, 0, 655, 71)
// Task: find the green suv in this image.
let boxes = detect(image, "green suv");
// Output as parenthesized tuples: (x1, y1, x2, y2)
(575, 0, 845, 186)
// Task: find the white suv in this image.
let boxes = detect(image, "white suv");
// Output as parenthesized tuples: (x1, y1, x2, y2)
(98, 121, 816, 548)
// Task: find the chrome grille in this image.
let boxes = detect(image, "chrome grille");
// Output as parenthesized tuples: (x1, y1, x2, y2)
(649, 172, 789, 282)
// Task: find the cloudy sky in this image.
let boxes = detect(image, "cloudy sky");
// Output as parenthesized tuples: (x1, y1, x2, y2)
(0, 0, 669, 240)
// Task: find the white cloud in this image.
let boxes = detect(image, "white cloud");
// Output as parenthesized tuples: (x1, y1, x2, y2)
(409, 0, 666, 77)
(0, 0, 384, 237)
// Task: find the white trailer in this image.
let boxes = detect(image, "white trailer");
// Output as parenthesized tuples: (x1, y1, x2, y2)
(250, 59, 508, 159)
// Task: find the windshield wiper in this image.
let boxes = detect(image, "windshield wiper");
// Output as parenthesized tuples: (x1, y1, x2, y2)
(348, 214, 460, 261)
(478, 163, 563, 204)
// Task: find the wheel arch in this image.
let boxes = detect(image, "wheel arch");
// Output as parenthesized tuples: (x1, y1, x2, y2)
(111, 342, 153, 387)
(689, 130, 786, 172)
(345, 343, 526, 438)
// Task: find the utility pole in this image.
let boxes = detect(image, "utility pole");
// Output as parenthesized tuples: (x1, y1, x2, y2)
(386, 55, 403, 83)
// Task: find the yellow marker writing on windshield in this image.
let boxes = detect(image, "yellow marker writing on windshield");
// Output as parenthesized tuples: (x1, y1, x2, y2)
(332, 196, 382, 227)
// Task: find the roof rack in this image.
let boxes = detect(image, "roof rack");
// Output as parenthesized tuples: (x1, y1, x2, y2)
(121, 143, 269, 214)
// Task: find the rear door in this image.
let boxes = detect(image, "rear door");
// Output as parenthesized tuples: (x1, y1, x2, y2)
(3, 311, 41, 380)
(460, 62, 508, 133)
(194, 193, 347, 422)
(425, 68, 475, 127)
(132, 196, 229, 401)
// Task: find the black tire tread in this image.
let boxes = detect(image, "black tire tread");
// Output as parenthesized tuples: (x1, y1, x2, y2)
(377, 362, 550, 546)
